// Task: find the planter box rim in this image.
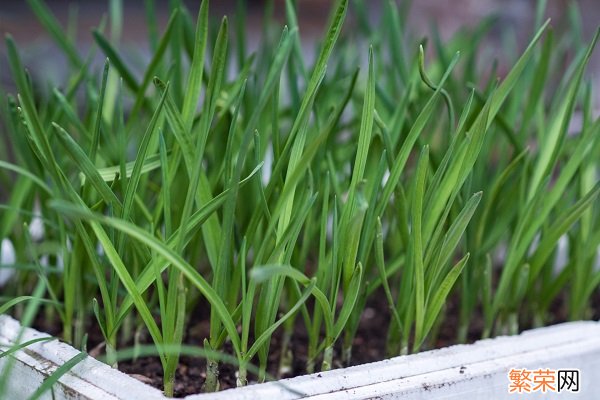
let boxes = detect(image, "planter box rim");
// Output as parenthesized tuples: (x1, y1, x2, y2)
(1, 315, 599, 399)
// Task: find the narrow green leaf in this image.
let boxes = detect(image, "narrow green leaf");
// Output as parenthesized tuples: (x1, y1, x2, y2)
(413, 146, 429, 345)
(421, 253, 470, 348)
(0, 337, 54, 360)
(92, 30, 139, 93)
(528, 183, 600, 280)
(52, 123, 123, 213)
(181, 0, 209, 130)
(28, 352, 88, 400)
(26, 0, 83, 68)
(51, 201, 242, 357)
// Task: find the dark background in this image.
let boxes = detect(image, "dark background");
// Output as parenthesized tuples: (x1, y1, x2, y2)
(1, 1, 600, 97)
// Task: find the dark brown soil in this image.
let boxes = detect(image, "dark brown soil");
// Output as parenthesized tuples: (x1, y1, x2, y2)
(106, 291, 597, 397)
(117, 293, 392, 397)
(29, 286, 600, 398)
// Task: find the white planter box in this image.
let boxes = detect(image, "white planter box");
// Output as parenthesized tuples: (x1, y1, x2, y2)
(1, 314, 598, 399)
(0, 315, 164, 400)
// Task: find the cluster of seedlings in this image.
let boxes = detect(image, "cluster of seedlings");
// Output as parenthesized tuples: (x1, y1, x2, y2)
(1, 0, 600, 396)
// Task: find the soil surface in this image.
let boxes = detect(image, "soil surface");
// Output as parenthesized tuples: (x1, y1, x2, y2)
(116, 294, 392, 397)
(29, 286, 600, 398)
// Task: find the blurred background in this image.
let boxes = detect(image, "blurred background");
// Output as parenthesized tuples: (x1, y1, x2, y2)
(1, 1, 600, 94)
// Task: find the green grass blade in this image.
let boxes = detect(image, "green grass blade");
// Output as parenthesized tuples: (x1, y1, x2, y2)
(112, 163, 262, 326)
(333, 263, 362, 341)
(0, 337, 54, 360)
(376, 52, 459, 223)
(27, 352, 88, 400)
(26, 0, 83, 68)
(276, 0, 348, 242)
(52, 123, 123, 213)
(119, 82, 169, 247)
(412, 146, 429, 345)
(0, 161, 52, 195)
(90, 59, 110, 163)
(0, 297, 61, 315)
(528, 183, 600, 280)
(128, 9, 180, 120)
(428, 191, 482, 293)
(50, 201, 242, 356)
(528, 28, 599, 199)
(181, 0, 209, 130)
(421, 253, 470, 349)
(94, 155, 163, 183)
(487, 20, 550, 127)
(92, 30, 139, 93)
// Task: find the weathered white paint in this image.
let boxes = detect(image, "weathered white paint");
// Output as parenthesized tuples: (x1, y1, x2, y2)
(190, 320, 600, 400)
(0, 316, 164, 400)
(1, 314, 599, 399)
